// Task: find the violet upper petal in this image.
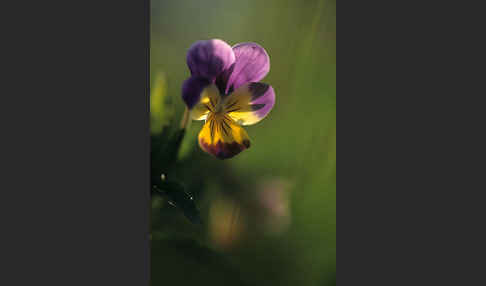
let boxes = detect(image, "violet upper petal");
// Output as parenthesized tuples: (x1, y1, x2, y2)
(224, 42, 270, 93)
(181, 76, 211, 109)
(186, 39, 235, 82)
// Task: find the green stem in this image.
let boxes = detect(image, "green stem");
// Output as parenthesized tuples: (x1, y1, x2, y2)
(180, 107, 190, 130)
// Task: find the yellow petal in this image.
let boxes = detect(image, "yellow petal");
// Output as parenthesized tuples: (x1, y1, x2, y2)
(198, 113, 250, 159)
(190, 84, 221, 120)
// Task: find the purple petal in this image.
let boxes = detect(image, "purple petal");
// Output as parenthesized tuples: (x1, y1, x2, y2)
(181, 76, 210, 109)
(224, 42, 270, 93)
(224, 82, 275, 125)
(186, 39, 235, 82)
(248, 83, 275, 120)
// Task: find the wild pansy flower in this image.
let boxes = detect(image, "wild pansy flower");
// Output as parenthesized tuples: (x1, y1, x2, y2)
(182, 39, 275, 159)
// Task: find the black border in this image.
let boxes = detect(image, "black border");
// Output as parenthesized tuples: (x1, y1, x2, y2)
(2, 0, 150, 284)
(338, 1, 485, 285)
(5, 0, 485, 284)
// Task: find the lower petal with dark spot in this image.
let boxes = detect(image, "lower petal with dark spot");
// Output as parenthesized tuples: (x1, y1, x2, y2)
(198, 114, 251, 159)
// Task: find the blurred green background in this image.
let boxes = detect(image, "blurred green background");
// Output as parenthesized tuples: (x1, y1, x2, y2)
(150, 0, 335, 285)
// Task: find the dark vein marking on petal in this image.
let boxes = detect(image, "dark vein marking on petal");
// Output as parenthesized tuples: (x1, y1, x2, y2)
(225, 100, 238, 109)
(248, 83, 270, 100)
(209, 119, 215, 141)
(220, 121, 229, 136)
(221, 118, 231, 134)
(225, 107, 241, 113)
(209, 97, 216, 109)
(251, 104, 266, 111)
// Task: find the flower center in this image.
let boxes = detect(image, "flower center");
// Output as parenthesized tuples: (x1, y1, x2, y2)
(214, 99, 225, 114)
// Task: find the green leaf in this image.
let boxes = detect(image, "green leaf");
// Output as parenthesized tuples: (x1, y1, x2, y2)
(150, 72, 173, 135)
(153, 175, 202, 225)
(177, 123, 198, 161)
